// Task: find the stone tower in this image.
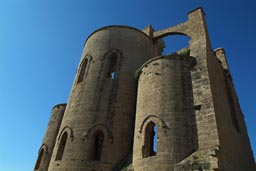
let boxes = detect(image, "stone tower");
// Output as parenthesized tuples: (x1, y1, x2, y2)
(34, 104, 66, 171)
(34, 7, 256, 171)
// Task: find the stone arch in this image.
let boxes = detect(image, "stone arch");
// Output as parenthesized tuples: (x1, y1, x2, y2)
(153, 8, 212, 57)
(82, 123, 113, 143)
(83, 124, 113, 161)
(139, 115, 168, 158)
(91, 130, 104, 161)
(148, 20, 191, 56)
(162, 35, 191, 55)
(93, 49, 123, 113)
(55, 131, 68, 161)
(143, 121, 158, 158)
(76, 54, 92, 84)
(153, 22, 191, 40)
(102, 49, 123, 60)
(37, 144, 48, 154)
(102, 49, 123, 80)
(57, 126, 74, 141)
(95, 49, 123, 123)
(139, 114, 168, 133)
(34, 144, 48, 170)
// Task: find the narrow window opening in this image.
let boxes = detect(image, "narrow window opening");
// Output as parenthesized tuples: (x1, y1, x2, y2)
(107, 53, 118, 79)
(55, 132, 68, 161)
(77, 58, 88, 84)
(110, 72, 115, 79)
(143, 122, 157, 158)
(92, 131, 104, 161)
(34, 148, 44, 170)
(153, 125, 157, 153)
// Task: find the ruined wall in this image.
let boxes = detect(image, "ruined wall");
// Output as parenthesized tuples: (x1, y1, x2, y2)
(132, 55, 196, 171)
(34, 104, 66, 171)
(34, 7, 256, 171)
(48, 26, 161, 171)
(153, 8, 220, 153)
(207, 48, 256, 171)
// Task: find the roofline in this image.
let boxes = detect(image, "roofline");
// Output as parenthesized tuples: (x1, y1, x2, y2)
(187, 7, 205, 16)
(84, 25, 152, 46)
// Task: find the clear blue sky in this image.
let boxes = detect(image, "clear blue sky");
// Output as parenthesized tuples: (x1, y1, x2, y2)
(0, 0, 255, 170)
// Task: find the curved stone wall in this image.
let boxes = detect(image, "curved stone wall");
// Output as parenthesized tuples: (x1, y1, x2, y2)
(48, 26, 161, 171)
(34, 104, 66, 171)
(133, 55, 196, 171)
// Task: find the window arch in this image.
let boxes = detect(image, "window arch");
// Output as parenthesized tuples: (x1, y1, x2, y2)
(77, 58, 89, 84)
(55, 132, 68, 161)
(91, 130, 104, 161)
(143, 122, 157, 158)
(34, 148, 44, 170)
(107, 53, 118, 79)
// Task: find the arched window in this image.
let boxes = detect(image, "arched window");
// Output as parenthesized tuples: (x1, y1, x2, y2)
(107, 53, 118, 79)
(34, 148, 44, 170)
(143, 122, 157, 158)
(55, 132, 68, 161)
(77, 58, 88, 84)
(92, 131, 104, 161)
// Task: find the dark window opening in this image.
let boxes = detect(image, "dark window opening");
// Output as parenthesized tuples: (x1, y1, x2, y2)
(107, 53, 118, 79)
(143, 122, 157, 158)
(55, 132, 68, 161)
(77, 58, 88, 84)
(34, 148, 44, 170)
(92, 131, 104, 161)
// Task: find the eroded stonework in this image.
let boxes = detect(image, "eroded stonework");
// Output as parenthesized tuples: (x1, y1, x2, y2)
(34, 7, 256, 171)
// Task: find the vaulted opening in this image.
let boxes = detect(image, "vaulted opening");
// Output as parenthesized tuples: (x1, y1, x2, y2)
(34, 148, 44, 170)
(55, 132, 68, 161)
(107, 53, 118, 79)
(77, 58, 88, 84)
(92, 130, 104, 161)
(143, 122, 157, 157)
(161, 35, 190, 56)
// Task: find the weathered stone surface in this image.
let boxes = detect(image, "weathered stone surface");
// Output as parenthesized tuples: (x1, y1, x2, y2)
(34, 104, 66, 171)
(34, 7, 256, 171)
